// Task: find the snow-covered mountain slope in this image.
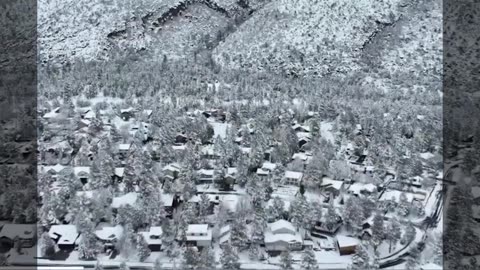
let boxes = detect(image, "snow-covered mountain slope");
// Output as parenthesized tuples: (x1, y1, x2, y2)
(38, 0, 441, 83)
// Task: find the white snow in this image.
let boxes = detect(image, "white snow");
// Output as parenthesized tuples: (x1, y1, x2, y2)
(284, 171, 303, 180)
(269, 220, 296, 235)
(336, 235, 359, 247)
(48, 225, 79, 245)
(211, 122, 231, 139)
(95, 225, 124, 241)
(111, 192, 138, 208)
(321, 178, 345, 191)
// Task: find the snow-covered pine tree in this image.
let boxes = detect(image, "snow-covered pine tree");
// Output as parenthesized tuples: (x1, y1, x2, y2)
(301, 248, 319, 270)
(230, 216, 249, 251)
(199, 193, 211, 221)
(153, 258, 163, 270)
(40, 231, 55, 257)
(386, 218, 401, 253)
(94, 260, 104, 270)
(119, 261, 129, 270)
(182, 246, 200, 269)
(289, 195, 308, 229)
(280, 249, 294, 270)
(371, 213, 385, 250)
(198, 246, 216, 270)
(401, 222, 416, 245)
(136, 233, 151, 262)
(220, 243, 241, 270)
(267, 196, 285, 221)
(343, 196, 365, 232)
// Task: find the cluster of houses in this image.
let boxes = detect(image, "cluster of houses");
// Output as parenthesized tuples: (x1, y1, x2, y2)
(32, 100, 441, 266)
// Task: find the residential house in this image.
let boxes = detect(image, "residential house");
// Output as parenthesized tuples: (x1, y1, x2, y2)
(186, 224, 212, 247)
(113, 167, 125, 183)
(73, 166, 91, 185)
(118, 143, 132, 157)
(200, 145, 219, 160)
(120, 107, 135, 121)
(0, 224, 36, 249)
(264, 220, 303, 252)
(163, 163, 182, 181)
(347, 183, 377, 197)
(95, 224, 124, 250)
(139, 226, 163, 251)
(320, 178, 345, 199)
(283, 171, 303, 186)
(48, 225, 80, 250)
(336, 235, 359, 255)
(198, 169, 215, 184)
(257, 162, 277, 177)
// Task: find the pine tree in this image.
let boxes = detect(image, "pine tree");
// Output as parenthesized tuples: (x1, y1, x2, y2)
(301, 248, 319, 270)
(386, 218, 401, 253)
(401, 222, 416, 245)
(199, 193, 211, 221)
(153, 258, 163, 270)
(78, 229, 98, 260)
(267, 196, 285, 221)
(94, 260, 104, 270)
(119, 262, 129, 270)
(198, 246, 216, 270)
(350, 243, 369, 270)
(220, 243, 241, 270)
(136, 233, 151, 262)
(280, 250, 294, 270)
(230, 217, 249, 251)
(183, 247, 200, 269)
(289, 195, 308, 229)
(343, 196, 364, 233)
(371, 213, 385, 250)
(40, 231, 55, 257)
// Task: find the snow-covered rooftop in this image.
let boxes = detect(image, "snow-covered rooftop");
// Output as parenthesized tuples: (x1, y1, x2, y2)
(336, 235, 359, 247)
(111, 192, 138, 208)
(48, 225, 79, 245)
(118, 143, 131, 151)
(348, 182, 377, 194)
(321, 178, 344, 191)
(284, 171, 303, 180)
(139, 226, 163, 246)
(269, 220, 296, 235)
(95, 225, 124, 241)
(114, 167, 125, 177)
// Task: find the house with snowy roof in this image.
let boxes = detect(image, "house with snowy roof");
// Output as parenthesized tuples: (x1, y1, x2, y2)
(118, 143, 132, 155)
(264, 220, 304, 252)
(163, 163, 182, 180)
(139, 226, 163, 251)
(120, 107, 136, 121)
(0, 224, 36, 249)
(111, 192, 138, 209)
(347, 182, 377, 197)
(198, 169, 215, 184)
(48, 225, 80, 250)
(283, 171, 303, 186)
(186, 224, 212, 247)
(336, 235, 359, 255)
(73, 166, 91, 185)
(320, 178, 345, 198)
(95, 224, 124, 250)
